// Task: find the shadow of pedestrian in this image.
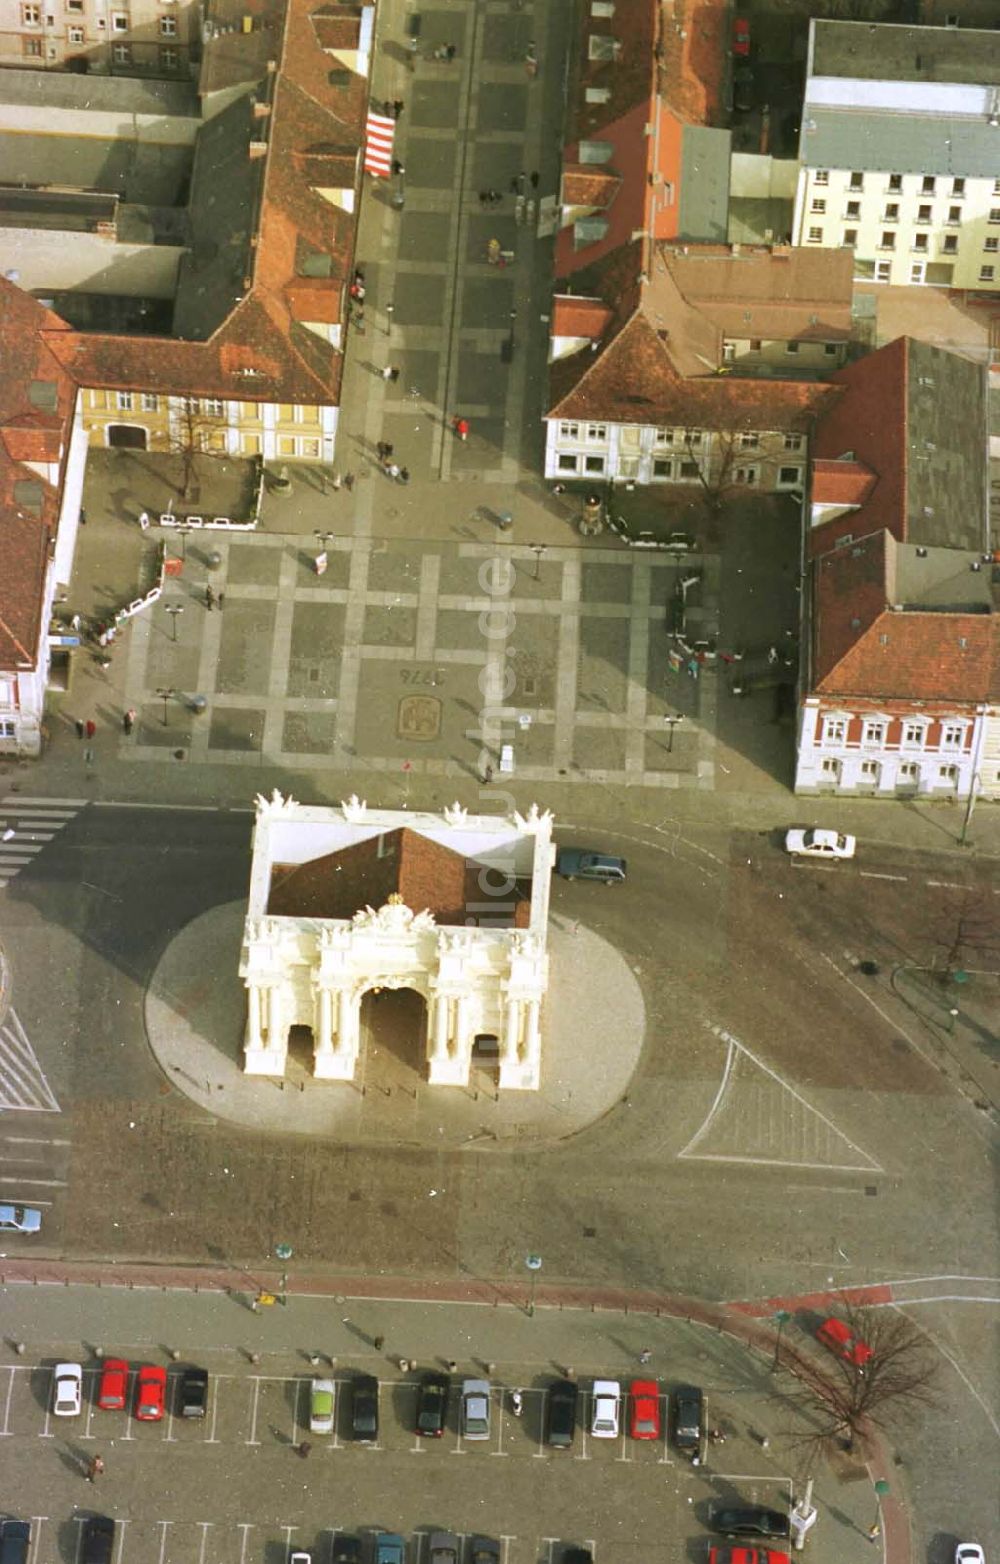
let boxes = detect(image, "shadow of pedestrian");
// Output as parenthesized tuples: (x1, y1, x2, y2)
(60, 1445, 94, 1478)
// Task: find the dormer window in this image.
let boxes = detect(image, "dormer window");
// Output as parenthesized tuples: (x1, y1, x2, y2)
(587, 33, 618, 60)
(579, 139, 613, 164)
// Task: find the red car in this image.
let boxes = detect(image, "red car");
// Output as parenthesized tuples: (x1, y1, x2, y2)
(817, 1317, 873, 1370)
(135, 1364, 168, 1421)
(709, 1551, 790, 1564)
(96, 1358, 129, 1411)
(732, 16, 750, 54)
(628, 1378, 661, 1440)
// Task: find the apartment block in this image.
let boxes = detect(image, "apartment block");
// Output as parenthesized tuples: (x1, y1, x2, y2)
(792, 20, 1000, 291)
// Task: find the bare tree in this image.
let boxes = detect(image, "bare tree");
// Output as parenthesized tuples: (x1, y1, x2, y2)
(930, 886, 1000, 980)
(166, 397, 228, 501)
(788, 1303, 941, 1458)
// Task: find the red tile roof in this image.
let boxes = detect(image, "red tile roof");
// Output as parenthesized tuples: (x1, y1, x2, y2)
(0, 286, 77, 673)
(811, 458, 878, 507)
(665, 246, 854, 341)
(811, 529, 1000, 702)
(551, 297, 615, 340)
(267, 828, 531, 928)
(810, 337, 908, 547)
(547, 241, 840, 431)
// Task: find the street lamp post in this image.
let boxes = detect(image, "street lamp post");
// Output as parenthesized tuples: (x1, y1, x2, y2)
(275, 1242, 293, 1306)
(664, 713, 683, 753)
(530, 543, 547, 580)
(165, 604, 184, 642)
(156, 687, 176, 726)
(771, 1308, 791, 1372)
(872, 1478, 890, 1532)
(525, 1253, 542, 1317)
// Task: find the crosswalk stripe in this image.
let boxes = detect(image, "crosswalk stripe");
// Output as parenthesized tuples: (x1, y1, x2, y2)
(0, 796, 88, 806)
(0, 797, 87, 892)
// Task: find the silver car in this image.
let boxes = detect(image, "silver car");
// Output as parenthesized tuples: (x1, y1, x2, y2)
(461, 1377, 491, 1440)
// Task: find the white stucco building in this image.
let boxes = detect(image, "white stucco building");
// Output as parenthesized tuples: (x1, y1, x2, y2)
(239, 793, 557, 1092)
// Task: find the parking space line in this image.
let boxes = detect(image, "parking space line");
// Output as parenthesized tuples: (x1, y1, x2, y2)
(246, 1378, 261, 1446)
(0, 1365, 16, 1436)
(197, 1522, 212, 1564)
(206, 1374, 221, 1444)
(237, 1524, 253, 1564)
(156, 1521, 171, 1564)
(859, 871, 907, 882)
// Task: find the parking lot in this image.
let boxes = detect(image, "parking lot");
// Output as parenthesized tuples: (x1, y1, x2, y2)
(5, 1360, 797, 1564)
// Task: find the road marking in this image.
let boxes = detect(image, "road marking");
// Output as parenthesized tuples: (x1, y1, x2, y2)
(0, 796, 87, 890)
(0, 1007, 61, 1112)
(156, 1521, 171, 1564)
(859, 871, 907, 882)
(0, 1177, 67, 1187)
(926, 880, 967, 890)
(0, 1136, 71, 1146)
(680, 1026, 882, 1172)
(95, 801, 228, 812)
(237, 1525, 253, 1564)
(246, 1378, 261, 1446)
(0, 1365, 14, 1436)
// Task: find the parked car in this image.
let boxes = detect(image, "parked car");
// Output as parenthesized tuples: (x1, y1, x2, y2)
(556, 849, 627, 884)
(785, 828, 856, 860)
(429, 1534, 459, 1564)
(416, 1371, 450, 1436)
(462, 1377, 492, 1440)
(0, 1204, 41, 1234)
(374, 1536, 405, 1564)
(309, 1376, 336, 1433)
(712, 1508, 791, 1541)
(590, 1378, 621, 1438)
(563, 1551, 593, 1564)
(817, 1317, 873, 1369)
(97, 1357, 129, 1411)
(731, 15, 750, 53)
(628, 1378, 661, 1440)
(350, 1372, 379, 1442)
(545, 1378, 578, 1448)
(955, 1548, 984, 1564)
(709, 1552, 789, 1564)
(52, 1361, 83, 1417)
(135, 1363, 167, 1421)
(290, 1553, 312, 1564)
(734, 65, 754, 111)
(0, 1521, 31, 1564)
(673, 1384, 703, 1450)
(470, 1539, 500, 1564)
(81, 1517, 115, 1564)
(179, 1366, 209, 1418)
(333, 1539, 362, 1564)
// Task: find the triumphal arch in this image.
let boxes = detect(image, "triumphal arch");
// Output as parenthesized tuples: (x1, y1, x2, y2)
(238, 792, 556, 1091)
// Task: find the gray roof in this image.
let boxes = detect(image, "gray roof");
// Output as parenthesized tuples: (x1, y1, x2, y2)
(0, 66, 198, 117)
(893, 544, 994, 611)
(678, 126, 730, 243)
(811, 20, 1000, 86)
(799, 107, 1000, 179)
(172, 96, 260, 342)
(904, 340, 988, 554)
(0, 132, 193, 207)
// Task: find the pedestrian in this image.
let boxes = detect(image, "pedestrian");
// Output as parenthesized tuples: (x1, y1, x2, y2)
(482, 762, 494, 784)
(530, 170, 539, 189)
(376, 441, 388, 462)
(373, 1334, 385, 1351)
(389, 366, 400, 383)
(445, 43, 456, 60)
(205, 585, 215, 611)
(344, 472, 355, 491)
(488, 189, 501, 205)
(391, 158, 405, 176)
(353, 307, 365, 333)
(386, 461, 401, 481)
(446, 1360, 457, 1373)
(86, 1455, 105, 1482)
(452, 416, 469, 442)
(382, 98, 393, 117)
(479, 190, 490, 206)
(296, 1441, 312, 1459)
(639, 1348, 652, 1364)
(79, 507, 87, 525)
(85, 718, 96, 740)
(332, 471, 342, 491)
(122, 708, 136, 735)
(393, 99, 404, 119)
(407, 35, 418, 66)
(867, 1525, 881, 1543)
(138, 509, 150, 530)
(74, 718, 85, 739)
(398, 466, 410, 485)
(516, 170, 526, 194)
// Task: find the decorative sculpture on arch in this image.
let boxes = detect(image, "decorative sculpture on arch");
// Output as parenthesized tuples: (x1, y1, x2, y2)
(254, 788, 304, 817)
(351, 895, 438, 934)
(341, 794, 368, 821)
(443, 802, 468, 826)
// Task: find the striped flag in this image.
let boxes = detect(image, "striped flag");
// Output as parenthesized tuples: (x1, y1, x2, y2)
(364, 110, 395, 178)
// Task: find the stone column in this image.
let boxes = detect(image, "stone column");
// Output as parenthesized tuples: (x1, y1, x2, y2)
(502, 998, 521, 1064)
(243, 984, 289, 1076)
(314, 986, 360, 1080)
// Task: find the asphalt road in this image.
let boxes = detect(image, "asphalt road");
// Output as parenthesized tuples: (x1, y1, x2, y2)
(0, 802, 997, 1561)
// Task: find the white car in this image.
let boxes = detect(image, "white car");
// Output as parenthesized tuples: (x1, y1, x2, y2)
(955, 1547, 984, 1564)
(785, 828, 856, 860)
(0, 1204, 42, 1233)
(52, 1362, 83, 1417)
(590, 1378, 621, 1439)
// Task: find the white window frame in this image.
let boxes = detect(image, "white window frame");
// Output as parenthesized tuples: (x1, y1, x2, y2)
(158, 12, 176, 34)
(141, 393, 158, 412)
(822, 717, 847, 745)
(940, 722, 965, 750)
(116, 391, 133, 411)
(556, 453, 579, 473)
(584, 423, 607, 444)
(777, 465, 803, 489)
(733, 465, 758, 486)
(558, 422, 579, 442)
(901, 721, 926, 750)
(862, 719, 885, 746)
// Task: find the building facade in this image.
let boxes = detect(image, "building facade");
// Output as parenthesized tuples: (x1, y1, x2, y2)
(0, 0, 198, 75)
(792, 20, 1000, 291)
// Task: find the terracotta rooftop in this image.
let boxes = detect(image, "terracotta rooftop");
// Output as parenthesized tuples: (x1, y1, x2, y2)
(0, 288, 77, 673)
(811, 529, 999, 702)
(267, 828, 531, 929)
(811, 458, 878, 508)
(547, 240, 840, 431)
